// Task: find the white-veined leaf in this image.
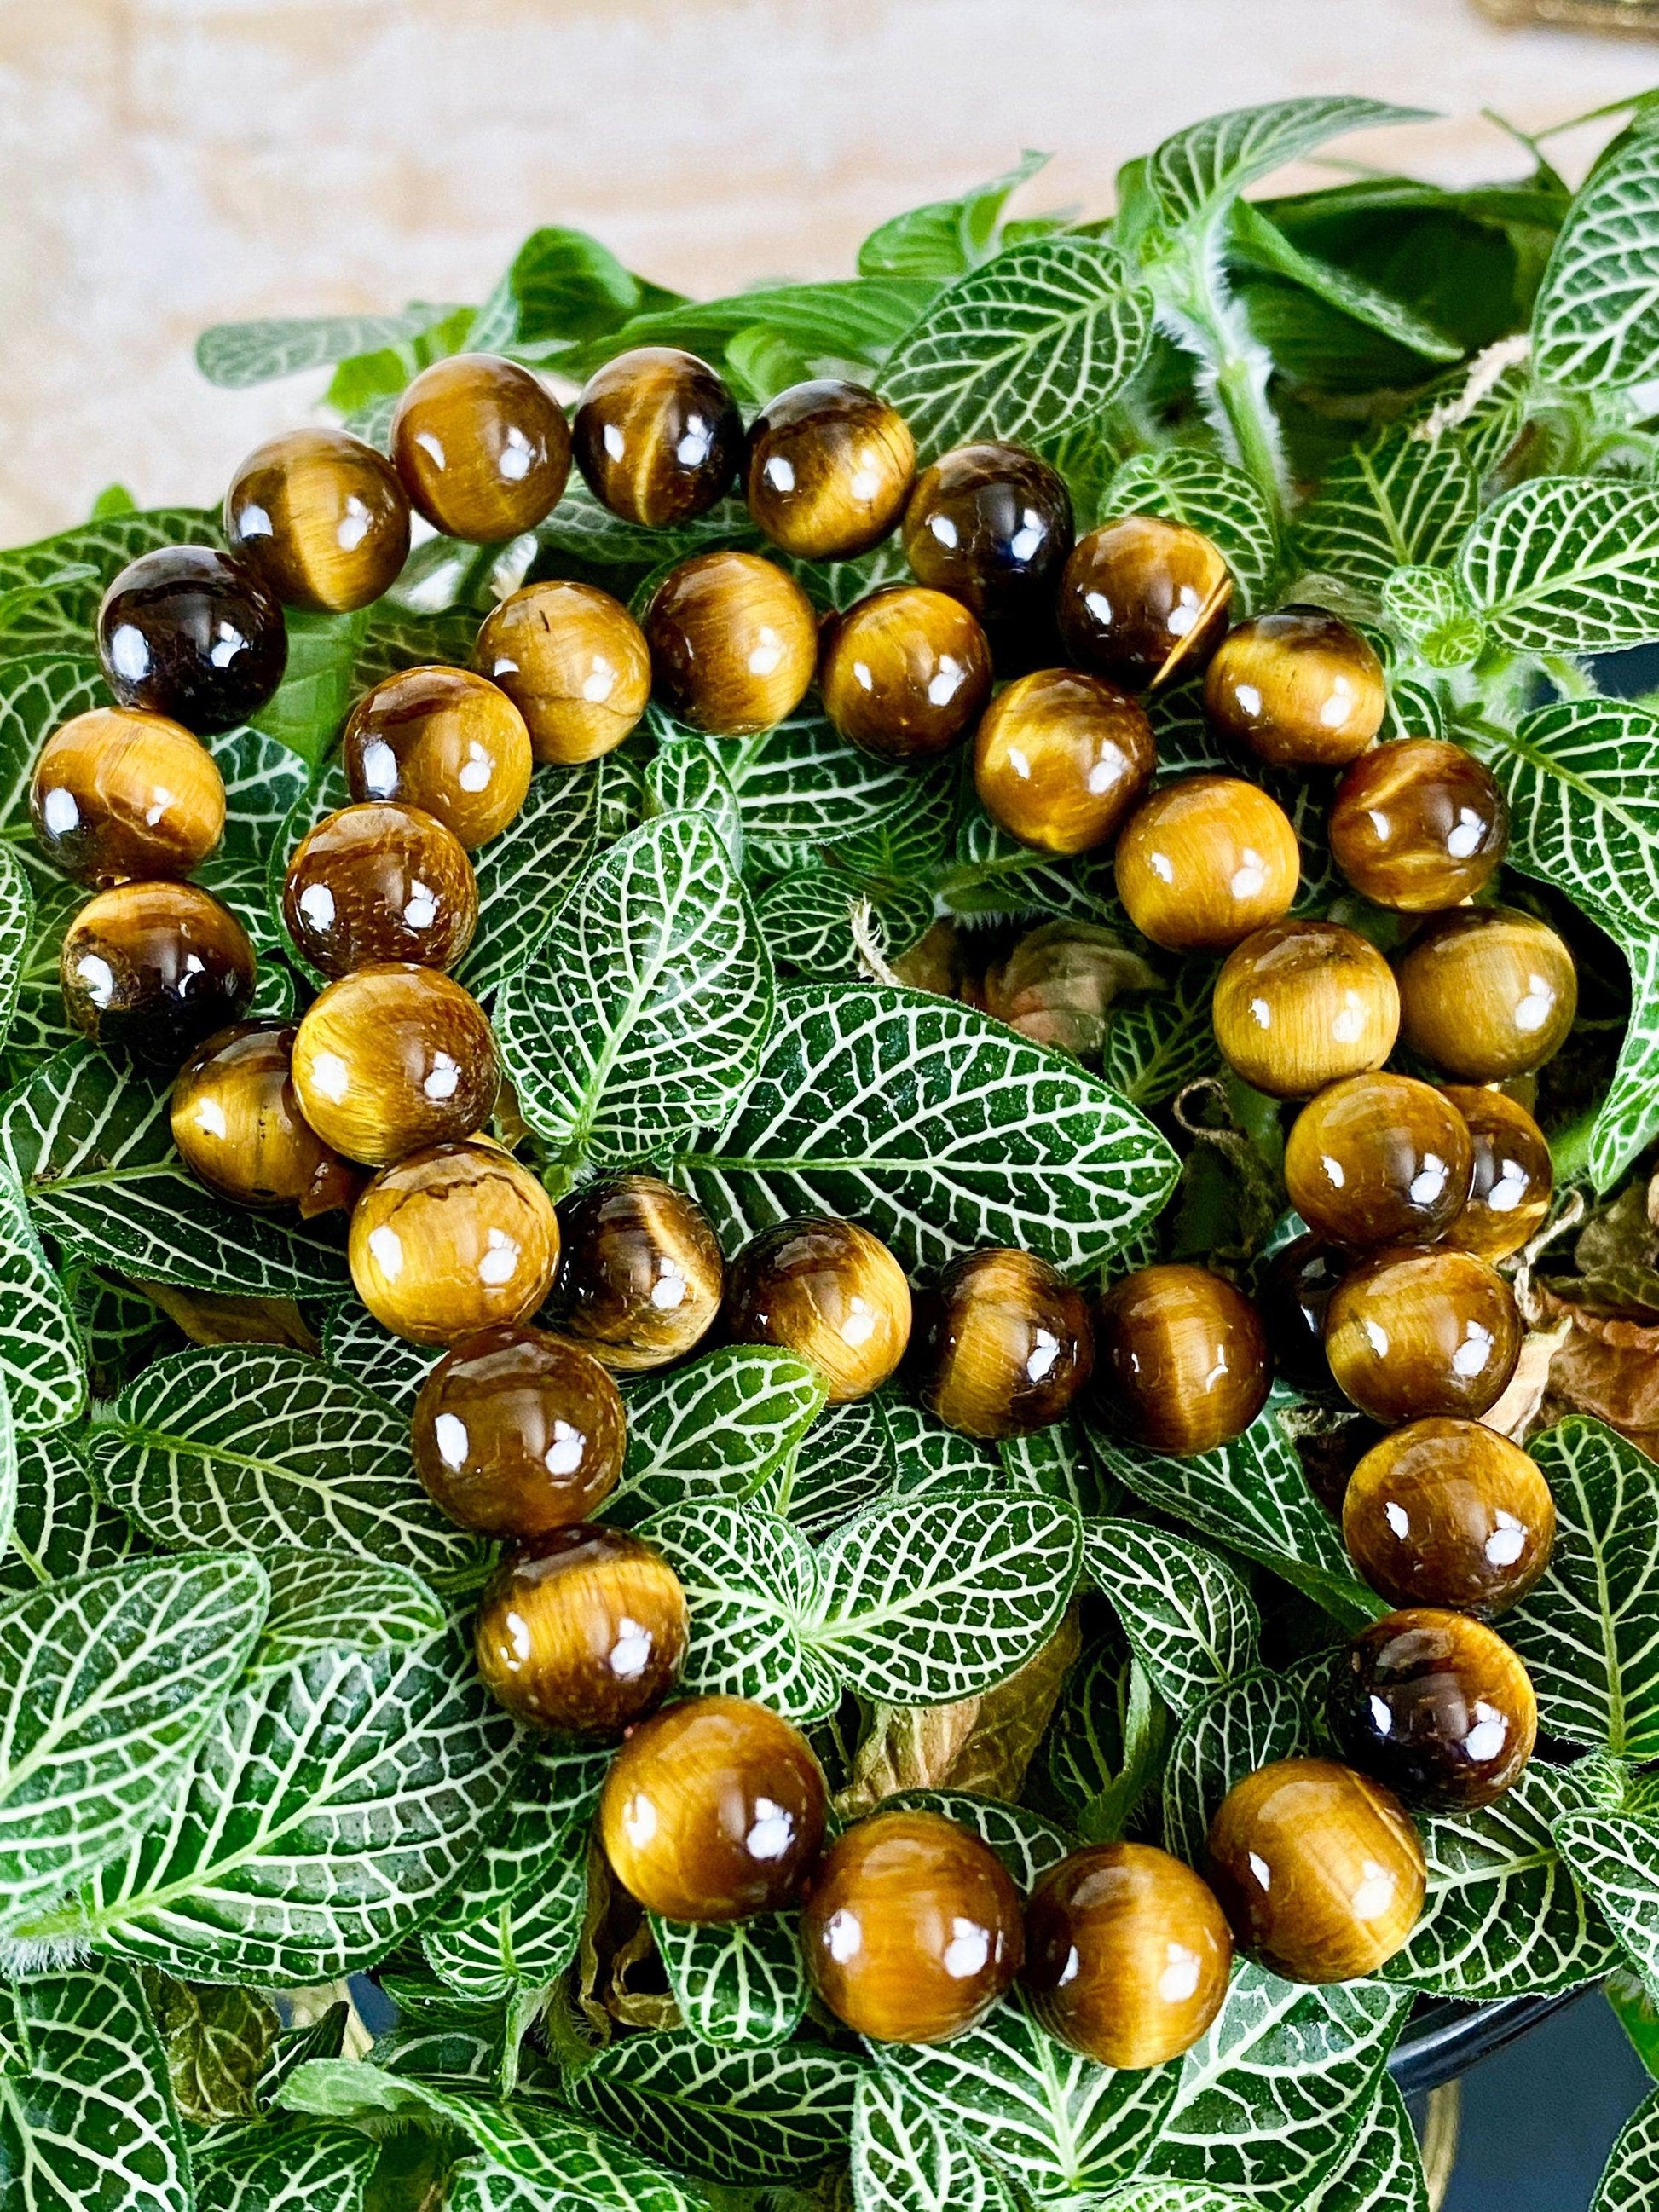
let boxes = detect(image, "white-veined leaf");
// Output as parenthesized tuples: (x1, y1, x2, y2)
(1379, 564, 1486, 668)
(650, 1911, 808, 2050)
(0, 1164, 83, 1438)
(1146, 99, 1429, 237)
(1048, 1639, 1173, 1845)
(454, 758, 606, 994)
(1106, 449, 1279, 611)
(0, 522, 215, 654)
(424, 1769, 592, 2003)
(0, 1427, 140, 1596)
(1304, 2078, 1427, 2212)
(249, 1548, 448, 1676)
(715, 703, 936, 857)
(320, 1302, 440, 1416)
(1084, 1520, 1260, 1720)
(1552, 1805, 1659, 1986)
(1102, 962, 1223, 1110)
(766, 1396, 896, 1539)
(858, 152, 1049, 280)
(142, 1972, 276, 2125)
(852, 2069, 1019, 2212)
(883, 1396, 1005, 1499)
(646, 738, 744, 869)
(1161, 1666, 1310, 1868)
(1460, 476, 1659, 652)
(754, 872, 934, 983)
(195, 722, 311, 951)
(1533, 124, 1659, 390)
(0, 842, 34, 1056)
(194, 2122, 379, 2212)
(1593, 2086, 1659, 2212)
(609, 1346, 827, 1525)
(195, 306, 458, 388)
(1295, 427, 1477, 600)
(643, 1502, 839, 1720)
(878, 1788, 1073, 1890)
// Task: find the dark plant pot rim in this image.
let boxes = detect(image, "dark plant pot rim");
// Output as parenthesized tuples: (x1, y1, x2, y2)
(1390, 1986, 1593, 2099)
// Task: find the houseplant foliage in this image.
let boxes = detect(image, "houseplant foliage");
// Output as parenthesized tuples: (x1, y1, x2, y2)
(11, 86, 1659, 2212)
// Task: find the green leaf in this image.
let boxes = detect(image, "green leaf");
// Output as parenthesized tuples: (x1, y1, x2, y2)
(194, 2122, 379, 2212)
(456, 759, 608, 996)
(1047, 1640, 1172, 1844)
(610, 1346, 827, 1524)
(1533, 124, 1659, 390)
(714, 705, 932, 859)
(1552, 1806, 1659, 1986)
(0, 1163, 84, 1436)
(250, 608, 368, 769)
(1379, 563, 1486, 667)
(320, 1301, 439, 1416)
(879, 1788, 1073, 1891)
(650, 1912, 808, 2050)
(251, 1548, 448, 1675)
(562, 279, 933, 379)
(0, 844, 34, 1058)
(142, 1970, 278, 2123)
(195, 307, 460, 388)
(766, 1396, 895, 1539)
(858, 152, 1050, 280)
(423, 1764, 591, 2003)
(1593, 2086, 1659, 2211)
(469, 227, 644, 353)
(1145, 99, 1431, 237)
(0, 1428, 139, 1595)
(646, 739, 744, 869)
(1304, 2079, 1427, 2212)
(195, 723, 312, 952)
(642, 1502, 839, 1720)
(755, 873, 934, 984)
(1228, 202, 1462, 362)
(1106, 449, 1279, 612)
(1460, 476, 1659, 652)
(869, 1396, 1003, 1503)
(1084, 1519, 1260, 1720)
(1294, 426, 1477, 599)
(1160, 1666, 1310, 1868)
(1102, 963, 1223, 1110)
(0, 517, 216, 652)
(852, 2069, 1018, 2212)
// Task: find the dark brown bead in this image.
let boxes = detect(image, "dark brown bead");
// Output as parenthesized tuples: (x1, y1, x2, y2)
(1323, 1245, 1522, 1424)
(724, 1216, 911, 1403)
(1329, 740, 1507, 912)
(914, 1247, 1094, 1441)
(599, 1694, 828, 1923)
(1284, 1073, 1473, 1250)
(973, 668, 1155, 857)
(291, 963, 499, 1167)
(1328, 1608, 1538, 1811)
(474, 1524, 686, 1732)
(1113, 775, 1299, 952)
(32, 707, 226, 886)
(477, 580, 651, 765)
(390, 353, 571, 543)
(282, 801, 477, 978)
(349, 1138, 560, 1345)
(98, 545, 286, 735)
(1259, 1235, 1346, 1390)
(223, 426, 412, 613)
(901, 442, 1074, 629)
(170, 1019, 361, 1218)
(1343, 1417, 1555, 1616)
(1095, 1263, 1271, 1457)
(1206, 1757, 1425, 1984)
(342, 666, 532, 849)
(554, 1174, 724, 1373)
(1439, 1087, 1553, 1263)
(644, 551, 818, 736)
(1058, 517, 1233, 690)
(1212, 920, 1400, 1100)
(573, 347, 743, 528)
(1396, 907, 1578, 1083)
(818, 586, 991, 761)
(1023, 1842, 1234, 2068)
(61, 881, 256, 1066)
(745, 379, 916, 559)
(1204, 608, 1385, 768)
(801, 1809, 1023, 2045)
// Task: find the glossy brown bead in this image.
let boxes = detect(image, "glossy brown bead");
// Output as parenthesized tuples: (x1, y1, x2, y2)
(349, 1138, 559, 1345)
(902, 442, 1074, 629)
(1259, 1235, 1346, 1390)
(1058, 517, 1233, 690)
(599, 1694, 828, 1923)
(1328, 1608, 1538, 1811)
(645, 551, 817, 736)
(573, 347, 743, 528)
(1439, 1087, 1553, 1263)
(1023, 1842, 1234, 2069)
(1396, 907, 1578, 1083)
(474, 1524, 686, 1733)
(1328, 740, 1507, 912)
(1343, 1418, 1555, 1616)
(973, 668, 1155, 857)
(390, 353, 571, 543)
(342, 666, 532, 848)
(914, 1247, 1094, 1441)
(819, 586, 991, 760)
(32, 707, 226, 886)
(282, 802, 477, 977)
(554, 1173, 724, 1373)
(477, 580, 651, 765)
(1323, 1245, 1522, 1424)
(61, 881, 256, 1066)
(1212, 920, 1400, 1100)
(98, 545, 286, 735)
(1206, 1757, 1425, 1984)
(1204, 608, 1385, 769)
(724, 1216, 911, 1403)
(801, 1809, 1023, 2045)
(1284, 1073, 1473, 1250)
(223, 425, 412, 613)
(291, 963, 498, 1167)
(1095, 1263, 1272, 1457)
(745, 379, 916, 559)
(1113, 775, 1299, 953)
(170, 1019, 361, 1218)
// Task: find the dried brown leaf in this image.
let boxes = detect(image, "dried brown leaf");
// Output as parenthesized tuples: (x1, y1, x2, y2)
(981, 922, 1159, 1058)
(131, 1281, 319, 1353)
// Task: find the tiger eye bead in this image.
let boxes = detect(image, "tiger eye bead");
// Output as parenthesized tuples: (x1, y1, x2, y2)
(724, 1217, 911, 1403)
(1343, 1418, 1555, 1616)
(1204, 609, 1385, 769)
(745, 379, 916, 559)
(1206, 1757, 1425, 1984)
(32, 707, 226, 886)
(801, 1810, 1023, 2045)
(1328, 1608, 1538, 1811)
(902, 442, 1074, 629)
(474, 1524, 686, 1733)
(282, 802, 477, 978)
(1095, 1263, 1271, 1456)
(1329, 740, 1507, 912)
(1258, 1235, 1345, 1390)
(1113, 776, 1299, 952)
(98, 546, 286, 735)
(349, 1138, 559, 1345)
(599, 1694, 828, 1923)
(1023, 1843, 1234, 2069)
(1323, 1246, 1522, 1424)
(61, 881, 256, 1066)
(645, 552, 817, 736)
(1057, 517, 1234, 690)
(223, 426, 412, 613)
(390, 353, 571, 543)
(1396, 908, 1578, 1083)
(914, 1247, 1094, 1441)
(973, 669, 1155, 856)
(342, 667, 532, 849)
(1212, 921, 1400, 1100)
(477, 580, 651, 765)
(292, 963, 498, 1167)
(819, 586, 991, 760)
(1284, 1073, 1473, 1250)
(573, 347, 743, 527)
(1439, 1087, 1552, 1263)
(554, 1174, 724, 1372)
(170, 1019, 360, 1218)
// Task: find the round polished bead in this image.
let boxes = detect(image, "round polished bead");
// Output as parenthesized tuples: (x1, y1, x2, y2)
(97, 546, 286, 735)
(1343, 1418, 1555, 1616)
(61, 881, 255, 1066)
(1396, 907, 1578, 1083)
(573, 348, 743, 527)
(1206, 1757, 1425, 1984)
(1204, 608, 1385, 769)
(901, 442, 1074, 629)
(1439, 1087, 1553, 1263)
(1258, 1234, 1346, 1391)
(31, 707, 226, 886)
(170, 1019, 360, 1217)
(1284, 1073, 1473, 1250)
(223, 425, 412, 613)
(554, 1174, 724, 1373)
(1023, 1842, 1234, 2069)
(390, 353, 571, 543)
(644, 551, 818, 736)
(1328, 1608, 1538, 1811)
(1212, 920, 1400, 1100)
(1323, 1245, 1522, 1424)
(973, 668, 1155, 857)
(291, 963, 498, 1167)
(349, 1138, 559, 1345)
(282, 801, 477, 978)
(474, 1523, 686, 1733)
(342, 666, 532, 849)
(724, 1217, 911, 1403)
(914, 1247, 1094, 1441)
(819, 586, 991, 760)
(745, 379, 916, 559)
(477, 580, 651, 765)
(1095, 1263, 1271, 1456)
(1057, 517, 1233, 690)
(1329, 740, 1507, 912)
(599, 1694, 828, 1923)
(801, 1809, 1023, 2045)
(1113, 775, 1299, 952)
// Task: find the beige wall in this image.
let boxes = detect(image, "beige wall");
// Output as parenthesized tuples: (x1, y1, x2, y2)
(2, 0, 1657, 544)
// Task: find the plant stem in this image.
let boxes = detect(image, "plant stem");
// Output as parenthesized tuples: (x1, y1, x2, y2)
(1211, 349, 1286, 512)
(1548, 1105, 1600, 1186)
